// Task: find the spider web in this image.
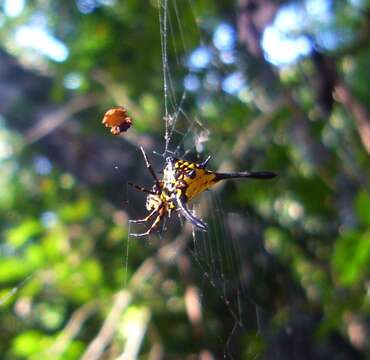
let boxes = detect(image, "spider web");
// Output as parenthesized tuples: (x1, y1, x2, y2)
(0, 1, 271, 358)
(127, 1, 269, 358)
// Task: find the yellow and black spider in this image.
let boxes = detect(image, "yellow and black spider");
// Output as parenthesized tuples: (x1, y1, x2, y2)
(129, 147, 276, 237)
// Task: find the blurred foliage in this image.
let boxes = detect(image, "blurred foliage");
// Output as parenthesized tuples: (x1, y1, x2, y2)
(0, 0, 369, 359)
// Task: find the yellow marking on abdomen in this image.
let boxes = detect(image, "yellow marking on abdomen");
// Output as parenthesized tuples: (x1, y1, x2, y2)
(185, 169, 217, 201)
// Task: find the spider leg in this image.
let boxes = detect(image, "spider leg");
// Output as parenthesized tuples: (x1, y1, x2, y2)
(140, 146, 161, 187)
(128, 182, 155, 195)
(130, 208, 158, 223)
(130, 207, 166, 237)
(175, 195, 208, 232)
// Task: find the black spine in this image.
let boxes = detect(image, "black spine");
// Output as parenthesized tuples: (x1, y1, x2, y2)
(215, 171, 276, 180)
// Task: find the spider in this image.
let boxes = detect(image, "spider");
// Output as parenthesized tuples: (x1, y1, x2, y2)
(129, 147, 276, 237)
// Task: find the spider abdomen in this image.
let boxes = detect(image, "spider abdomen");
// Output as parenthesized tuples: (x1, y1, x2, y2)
(183, 169, 218, 202)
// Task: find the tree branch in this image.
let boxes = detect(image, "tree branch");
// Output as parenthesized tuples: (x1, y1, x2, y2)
(80, 290, 132, 360)
(334, 81, 370, 154)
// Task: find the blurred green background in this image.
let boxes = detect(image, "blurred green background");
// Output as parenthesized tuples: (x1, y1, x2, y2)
(0, 0, 369, 359)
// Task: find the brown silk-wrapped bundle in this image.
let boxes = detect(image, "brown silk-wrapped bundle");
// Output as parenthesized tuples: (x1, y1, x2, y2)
(102, 106, 132, 135)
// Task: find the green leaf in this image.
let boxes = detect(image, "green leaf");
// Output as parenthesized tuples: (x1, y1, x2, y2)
(0, 258, 33, 283)
(355, 190, 370, 227)
(81, 259, 103, 286)
(11, 330, 52, 357)
(59, 197, 92, 222)
(6, 218, 42, 248)
(332, 230, 370, 285)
